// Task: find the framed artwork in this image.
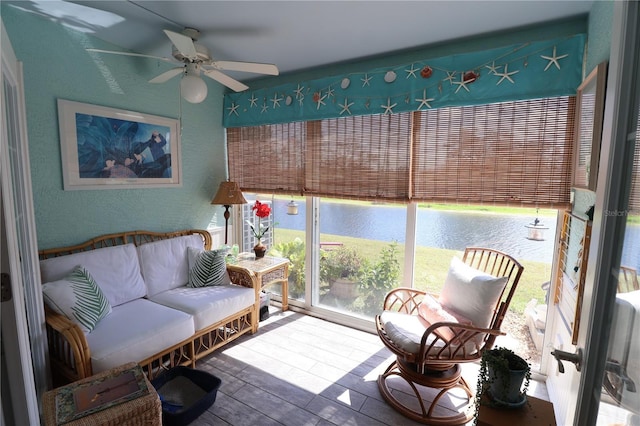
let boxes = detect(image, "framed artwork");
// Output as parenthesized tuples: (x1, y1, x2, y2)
(57, 99, 181, 190)
(572, 61, 607, 191)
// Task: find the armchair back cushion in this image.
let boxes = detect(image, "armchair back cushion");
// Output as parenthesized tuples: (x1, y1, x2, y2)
(438, 256, 508, 329)
(40, 244, 146, 307)
(137, 235, 205, 297)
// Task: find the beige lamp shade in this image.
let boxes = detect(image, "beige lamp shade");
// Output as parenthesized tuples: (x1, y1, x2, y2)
(211, 181, 247, 206)
(211, 181, 246, 244)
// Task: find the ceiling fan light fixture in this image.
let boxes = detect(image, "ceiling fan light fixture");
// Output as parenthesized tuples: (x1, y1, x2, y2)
(180, 73, 208, 103)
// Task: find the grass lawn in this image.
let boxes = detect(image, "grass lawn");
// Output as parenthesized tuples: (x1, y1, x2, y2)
(273, 228, 551, 315)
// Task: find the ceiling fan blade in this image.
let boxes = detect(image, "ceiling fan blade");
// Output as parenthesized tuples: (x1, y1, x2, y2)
(149, 67, 184, 83)
(212, 61, 279, 76)
(203, 69, 249, 92)
(86, 48, 175, 64)
(163, 30, 198, 61)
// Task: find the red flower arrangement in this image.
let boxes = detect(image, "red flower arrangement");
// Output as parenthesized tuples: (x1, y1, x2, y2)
(252, 200, 271, 219)
(247, 200, 271, 241)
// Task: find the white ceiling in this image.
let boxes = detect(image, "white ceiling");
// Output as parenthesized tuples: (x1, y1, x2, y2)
(7, 0, 593, 81)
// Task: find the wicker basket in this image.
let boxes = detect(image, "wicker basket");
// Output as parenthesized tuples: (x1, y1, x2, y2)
(43, 362, 161, 426)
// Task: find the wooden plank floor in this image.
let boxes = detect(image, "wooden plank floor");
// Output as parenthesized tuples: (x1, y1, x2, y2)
(189, 308, 549, 425)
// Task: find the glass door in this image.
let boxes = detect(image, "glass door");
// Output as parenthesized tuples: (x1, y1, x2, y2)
(593, 6, 640, 423)
(315, 196, 406, 321)
(566, 3, 640, 425)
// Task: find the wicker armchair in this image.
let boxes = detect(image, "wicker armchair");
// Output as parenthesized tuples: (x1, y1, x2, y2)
(375, 247, 524, 425)
(619, 266, 640, 293)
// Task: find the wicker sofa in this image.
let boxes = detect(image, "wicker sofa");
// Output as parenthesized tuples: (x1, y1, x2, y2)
(38, 229, 260, 385)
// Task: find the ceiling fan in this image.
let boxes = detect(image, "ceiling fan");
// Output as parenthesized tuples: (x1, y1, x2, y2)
(88, 28, 279, 103)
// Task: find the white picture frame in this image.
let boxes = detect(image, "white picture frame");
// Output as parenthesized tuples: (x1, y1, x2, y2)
(57, 99, 181, 190)
(572, 62, 607, 191)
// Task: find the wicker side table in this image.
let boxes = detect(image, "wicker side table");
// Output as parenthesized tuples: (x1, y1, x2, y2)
(227, 256, 290, 311)
(43, 362, 161, 426)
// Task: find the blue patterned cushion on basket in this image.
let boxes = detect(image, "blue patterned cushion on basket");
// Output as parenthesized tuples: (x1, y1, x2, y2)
(187, 247, 229, 288)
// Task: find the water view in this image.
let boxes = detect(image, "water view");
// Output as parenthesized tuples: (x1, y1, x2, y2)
(273, 199, 640, 269)
(274, 199, 640, 270)
(274, 199, 557, 263)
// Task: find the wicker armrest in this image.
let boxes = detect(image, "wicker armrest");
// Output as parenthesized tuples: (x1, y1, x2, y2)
(226, 265, 257, 290)
(419, 322, 505, 363)
(382, 287, 427, 314)
(44, 307, 92, 384)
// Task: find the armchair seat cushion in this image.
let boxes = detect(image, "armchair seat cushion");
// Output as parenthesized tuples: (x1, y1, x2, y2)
(381, 311, 431, 354)
(380, 311, 479, 357)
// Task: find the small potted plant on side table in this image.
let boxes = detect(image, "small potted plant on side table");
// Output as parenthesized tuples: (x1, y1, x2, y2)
(474, 346, 531, 421)
(247, 200, 271, 258)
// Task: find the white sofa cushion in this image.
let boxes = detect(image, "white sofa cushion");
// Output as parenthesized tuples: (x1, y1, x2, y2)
(149, 283, 255, 331)
(86, 298, 195, 374)
(40, 244, 146, 307)
(42, 265, 112, 333)
(137, 235, 205, 297)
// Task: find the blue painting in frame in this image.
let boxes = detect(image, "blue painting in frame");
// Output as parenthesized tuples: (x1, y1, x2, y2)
(57, 99, 182, 190)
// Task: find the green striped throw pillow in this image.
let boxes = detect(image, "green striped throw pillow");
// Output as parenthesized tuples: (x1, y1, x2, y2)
(42, 265, 112, 333)
(187, 247, 229, 288)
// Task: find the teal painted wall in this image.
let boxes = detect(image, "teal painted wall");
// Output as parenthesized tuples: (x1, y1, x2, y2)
(585, 0, 614, 77)
(2, 5, 228, 249)
(570, 1, 613, 216)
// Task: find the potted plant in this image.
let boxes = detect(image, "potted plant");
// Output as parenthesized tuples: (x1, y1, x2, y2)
(475, 346, 531, 419)
(320, 247, 363, 298)
(246, 200, 271, 258)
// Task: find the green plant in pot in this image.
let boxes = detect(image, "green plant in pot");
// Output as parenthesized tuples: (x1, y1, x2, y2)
(320, 247, 363, 298)
(475, 346, 531, 418)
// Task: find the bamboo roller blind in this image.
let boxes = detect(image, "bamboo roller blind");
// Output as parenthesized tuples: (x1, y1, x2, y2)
(412, 97, 576, 207)
(227, 122, 306, 194)
(227, 96, 577, 208)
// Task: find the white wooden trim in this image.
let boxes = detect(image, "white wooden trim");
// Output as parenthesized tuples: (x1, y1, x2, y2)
(403, 202, 417, 288)
(575, 2, 640, 424)
(0, 18, 41, 425)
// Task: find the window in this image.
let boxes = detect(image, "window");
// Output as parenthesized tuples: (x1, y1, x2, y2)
(227, 96, 576, 330)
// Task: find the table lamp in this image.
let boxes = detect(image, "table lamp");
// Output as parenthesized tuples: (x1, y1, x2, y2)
(211, 181, 247, 244)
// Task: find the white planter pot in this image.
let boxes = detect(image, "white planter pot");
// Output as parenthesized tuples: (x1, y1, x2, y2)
(330, 277, 359, 298)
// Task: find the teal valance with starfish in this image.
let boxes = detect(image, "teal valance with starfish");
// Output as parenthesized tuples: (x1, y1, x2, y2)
(223, 34, 585, 127)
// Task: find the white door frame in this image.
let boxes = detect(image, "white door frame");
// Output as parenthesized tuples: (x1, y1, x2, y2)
(1, 18, 46, 424)
(574, 1, 639, 423)
(545, 3, 639, 425)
